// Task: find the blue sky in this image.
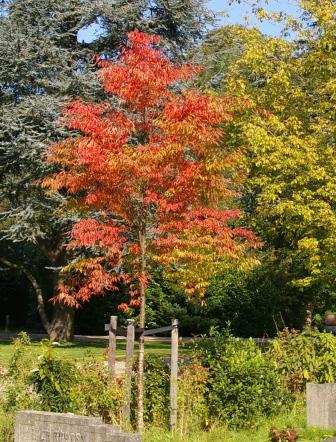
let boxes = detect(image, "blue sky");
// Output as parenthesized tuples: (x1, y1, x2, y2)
(209, 0, 300, 35)
(78, 0, 300, 43)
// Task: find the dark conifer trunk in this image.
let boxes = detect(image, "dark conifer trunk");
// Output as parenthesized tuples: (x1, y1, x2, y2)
(49, 303, 74, 341)
(47, 242, 75, 341)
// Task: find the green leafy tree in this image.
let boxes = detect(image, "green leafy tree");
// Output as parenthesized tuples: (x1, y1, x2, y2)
(196, 2, 336, 321)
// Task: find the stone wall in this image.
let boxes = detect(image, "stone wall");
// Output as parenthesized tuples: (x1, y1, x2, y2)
(14, 410, 141, 442)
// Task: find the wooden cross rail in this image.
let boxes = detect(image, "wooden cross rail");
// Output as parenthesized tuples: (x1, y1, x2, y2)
(105, 316, 179, 431)
(104, 323, 174, 337)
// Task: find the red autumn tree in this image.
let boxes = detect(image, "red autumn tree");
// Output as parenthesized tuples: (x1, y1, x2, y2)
(44, 30, 258, 430)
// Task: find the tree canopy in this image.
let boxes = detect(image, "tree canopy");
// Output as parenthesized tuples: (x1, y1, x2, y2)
(196, 1, 336, 312)
(44, 30, 258, 308)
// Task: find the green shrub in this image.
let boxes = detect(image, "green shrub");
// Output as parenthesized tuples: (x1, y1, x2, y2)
(29, 340, 77, 413)
(71, 357, 123, 424)
(1, 332, 38, 413)
(144, 355, 170, 427)
(0, 412, 14, 442)
(29, 342, 125, 422)
(177, 362, 209, 434)
(194, 330, 285, 429)
(132, 354, 210, 432)
(271, 328, 336, 396)
(132, 354, 170, 428)
(131, 354, 210, 432)
(1, 336, 124, 426)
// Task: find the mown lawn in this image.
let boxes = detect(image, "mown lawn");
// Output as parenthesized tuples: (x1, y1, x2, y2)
(0, 338, 178, 367)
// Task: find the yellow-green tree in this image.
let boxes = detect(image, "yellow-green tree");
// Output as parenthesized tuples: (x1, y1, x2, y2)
(196, 1, 336, 313)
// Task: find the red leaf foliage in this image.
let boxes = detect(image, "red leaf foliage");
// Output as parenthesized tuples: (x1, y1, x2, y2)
(43, 30, 259, 308)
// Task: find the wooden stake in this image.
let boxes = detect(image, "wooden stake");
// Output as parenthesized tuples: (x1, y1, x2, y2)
(136, 230, 147, 433)
(123, 319, 135, 425)
(170, 319, 178, 430)
(108, 315, 117, 379)
(5, 314, 9, 332)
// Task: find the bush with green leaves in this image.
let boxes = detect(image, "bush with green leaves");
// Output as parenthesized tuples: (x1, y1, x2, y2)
(1, 332, 38, 413)
(271, 329, 336, 396)
(132, 354, 210, 432)
(0, 412, 14, 442)
(1, 336, 124, 424)
(177, 362, 209, 433)
(1, 335, 76, 415)
(194, 330, 285, 429)
(29, 341, 77, 413)
(71, 357, 123, 424)
(144, 355, 170, 427)
(131, 354, 170, 428)
(29, 342, 124, 422)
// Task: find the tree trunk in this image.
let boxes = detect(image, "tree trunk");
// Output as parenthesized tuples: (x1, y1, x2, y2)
(49, 302, 75, 341)
(48, 246, 75, 341)
(137, 231, 146, 433)
(0, 257, 51, 334)
(0, 248, 75, 341)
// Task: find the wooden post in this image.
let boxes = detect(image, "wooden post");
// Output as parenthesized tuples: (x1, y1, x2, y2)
(170, 319, 178, 431)
(108, 315, 117, 379)
(5, 314, 9, 332)
(123, 319, 135, 425)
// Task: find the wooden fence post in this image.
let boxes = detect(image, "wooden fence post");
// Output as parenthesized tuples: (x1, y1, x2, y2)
(108, 315, 117, 379)
(123, 319, 135, 425)
(170, 319, 178, 431)
(5, 314, 9, 332)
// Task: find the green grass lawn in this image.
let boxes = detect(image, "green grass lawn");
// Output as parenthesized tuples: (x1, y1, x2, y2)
(1, 405, 335, 442)
(0, 338, 177, 367)
(144, 404, 336, 441)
